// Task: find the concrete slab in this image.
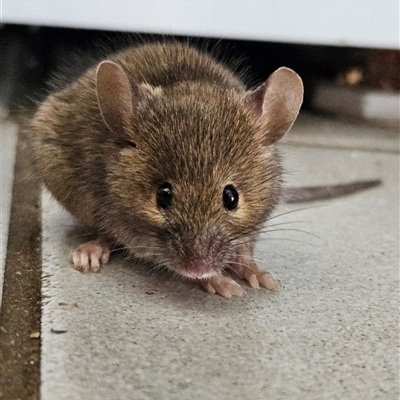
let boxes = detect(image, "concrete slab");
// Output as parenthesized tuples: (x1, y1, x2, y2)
(40, 119, 399, 400)
(0, 117, 18, 305)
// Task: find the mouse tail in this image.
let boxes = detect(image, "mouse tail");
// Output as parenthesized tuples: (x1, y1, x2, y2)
(283, 179, 381, 204)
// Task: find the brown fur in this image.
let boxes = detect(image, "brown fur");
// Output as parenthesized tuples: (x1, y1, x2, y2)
(30, 41, 303, 296)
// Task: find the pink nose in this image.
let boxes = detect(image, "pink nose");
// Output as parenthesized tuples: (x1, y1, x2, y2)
(187, 272, 215, 280)
(190, 271, 211, 279)
(185, 260, 214, 279)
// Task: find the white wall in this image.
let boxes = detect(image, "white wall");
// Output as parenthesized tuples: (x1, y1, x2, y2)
(2, 0, 399, 49)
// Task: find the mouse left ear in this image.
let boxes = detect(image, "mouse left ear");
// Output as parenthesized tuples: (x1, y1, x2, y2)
(244, 67, 303, 146)
(96, 61, 133, 134)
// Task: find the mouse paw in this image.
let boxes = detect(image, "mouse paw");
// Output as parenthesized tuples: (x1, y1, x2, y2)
(230, 242, 281, 291)
(71, 238, 111, 273)
(200, 273, 245, 298)
(230, 261, 280, 291)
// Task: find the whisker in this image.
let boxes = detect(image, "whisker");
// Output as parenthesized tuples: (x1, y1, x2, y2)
(227, 261, 253, 269)
(234, 255, 264, 264)
(255, 237, 309, 245)
(228, 238, 261, 249)
(268, 205, 326, 222)
(261, 228, 321, 240)
(114, 245, 165, 250)
(223, 223, 264, 244)
(231, 236, 310, 248)
(109, 246, 165, 255)
(265, 220, 305, 228)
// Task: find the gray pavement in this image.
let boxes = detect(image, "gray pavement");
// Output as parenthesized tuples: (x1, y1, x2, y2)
(2, 113, 399, 399)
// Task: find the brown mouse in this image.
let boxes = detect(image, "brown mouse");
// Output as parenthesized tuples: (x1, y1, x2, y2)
(30, 41, 310, 297)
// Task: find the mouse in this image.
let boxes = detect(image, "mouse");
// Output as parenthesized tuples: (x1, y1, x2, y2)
(30, 41, 378, 298)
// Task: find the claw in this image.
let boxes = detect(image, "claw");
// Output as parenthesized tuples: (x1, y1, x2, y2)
(258, 271, 281, 291)
(229, 241, 281, 291)
(71, 238, 111, 273)
(200, 273, 245, 298)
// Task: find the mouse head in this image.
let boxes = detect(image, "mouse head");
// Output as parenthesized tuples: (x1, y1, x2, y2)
(95, 60, 303, 279)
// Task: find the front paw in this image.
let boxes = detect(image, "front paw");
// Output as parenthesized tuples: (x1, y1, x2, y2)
(71, 238, 111, 273)
(200, 273, 245, 298)
(229, 261, 280, 291)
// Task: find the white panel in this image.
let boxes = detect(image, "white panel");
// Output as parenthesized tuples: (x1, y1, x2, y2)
(2, 0, 399, 49)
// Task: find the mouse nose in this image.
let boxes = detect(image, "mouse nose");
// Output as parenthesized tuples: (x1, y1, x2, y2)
(179, 231, 225, 279)
(185, 257, 216, 279)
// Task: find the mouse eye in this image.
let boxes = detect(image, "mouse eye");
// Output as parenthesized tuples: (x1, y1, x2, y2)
(157, 182, 173, 209)
(223, 185, 239, 211)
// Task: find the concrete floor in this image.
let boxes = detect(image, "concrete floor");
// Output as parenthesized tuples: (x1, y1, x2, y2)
(1, 113, 399, 399)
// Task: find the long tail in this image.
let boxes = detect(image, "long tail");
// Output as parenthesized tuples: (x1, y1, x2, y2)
(283, 180, 381, 204)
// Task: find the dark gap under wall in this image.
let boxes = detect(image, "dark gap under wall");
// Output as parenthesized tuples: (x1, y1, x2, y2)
(1, 24, 399, 116)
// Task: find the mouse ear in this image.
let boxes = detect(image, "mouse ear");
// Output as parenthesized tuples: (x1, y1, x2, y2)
(244, 67, 303, 146)
(96, 61, 133, 134)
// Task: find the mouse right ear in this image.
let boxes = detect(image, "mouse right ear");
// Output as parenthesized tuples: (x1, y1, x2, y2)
(96, 61, 133, 134)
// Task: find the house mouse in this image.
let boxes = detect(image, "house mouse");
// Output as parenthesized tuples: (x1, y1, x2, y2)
(30, 41, 378, 298)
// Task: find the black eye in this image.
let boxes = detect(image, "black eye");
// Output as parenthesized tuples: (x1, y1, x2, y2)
(157, 183, 173, 209)
(223, 185, 239, 211)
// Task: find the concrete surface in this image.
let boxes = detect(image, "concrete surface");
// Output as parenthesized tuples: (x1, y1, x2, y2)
(0, 118, 18, 304)
(37, 115, 399, 400)
(0, 113, 398, 399)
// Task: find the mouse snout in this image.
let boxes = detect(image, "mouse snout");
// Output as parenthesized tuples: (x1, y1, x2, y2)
(184, 256, 217, 279)
(179, 235, 226, 280)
